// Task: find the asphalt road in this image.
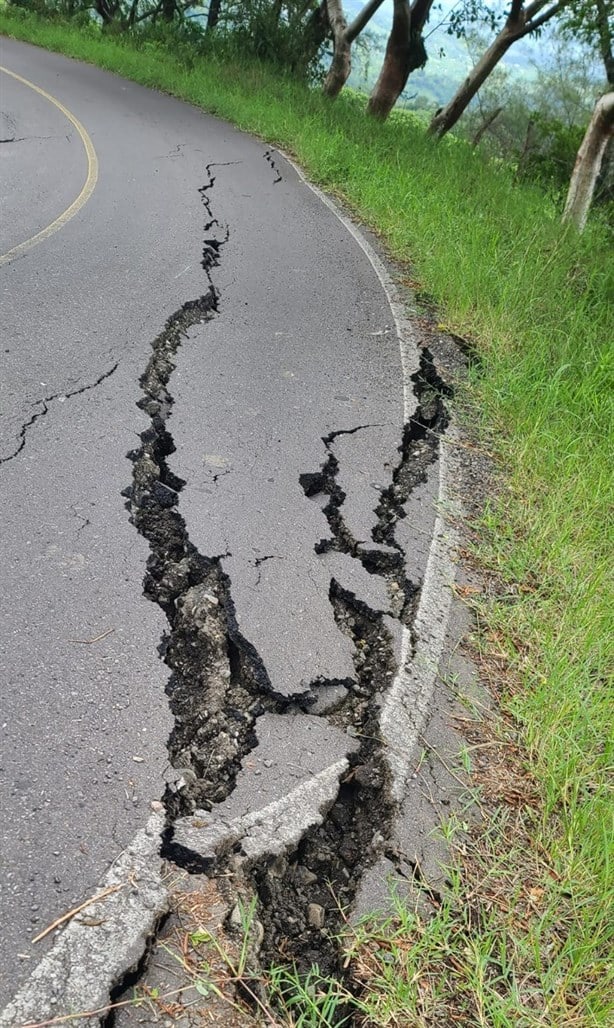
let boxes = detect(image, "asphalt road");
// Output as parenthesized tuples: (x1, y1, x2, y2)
(0, 39, 425, 1005)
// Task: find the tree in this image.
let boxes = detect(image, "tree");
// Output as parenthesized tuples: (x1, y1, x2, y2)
(456, 28, 520, 151)
(563, 91, 614, 229)
(206, 0, 222, 31)
(560, 0, 613, 86)
(428, 0, 570, 138)
(219, 0, 329, 78)
(367, 0, 434, 119)
(322, 0, 387, 97)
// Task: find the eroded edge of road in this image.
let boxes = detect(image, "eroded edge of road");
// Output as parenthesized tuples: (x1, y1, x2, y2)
(0, 154, 467, 1028)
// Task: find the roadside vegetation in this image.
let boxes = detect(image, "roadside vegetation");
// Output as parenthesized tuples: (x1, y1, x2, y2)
(2, 3, 612, 1025)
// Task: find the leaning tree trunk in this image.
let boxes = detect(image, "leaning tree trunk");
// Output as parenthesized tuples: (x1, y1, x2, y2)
(428, 27, 518, 138)
(323, 0, 351, 97)
(367, 0, 412, 119)
(563, 92, 614, 232)
(323, 0, 388, 99)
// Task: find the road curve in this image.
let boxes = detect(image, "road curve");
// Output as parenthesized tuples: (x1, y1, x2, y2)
(0, 39, 441, 1007)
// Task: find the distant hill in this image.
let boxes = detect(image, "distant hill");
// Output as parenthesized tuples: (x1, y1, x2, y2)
(343, 0, 548, 107)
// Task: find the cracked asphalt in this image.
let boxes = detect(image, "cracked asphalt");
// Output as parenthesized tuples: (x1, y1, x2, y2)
(0, 39, 444, 1008)
(171, 152, 406, 696)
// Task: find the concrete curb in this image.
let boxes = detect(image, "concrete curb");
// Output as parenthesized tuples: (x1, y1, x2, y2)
(280, 151, 461, 802)
(380, 425, 460, 801)
(1, 814, 168, 1028)
(174, 758, 352, 863)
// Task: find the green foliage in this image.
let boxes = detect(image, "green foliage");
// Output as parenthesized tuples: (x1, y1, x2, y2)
(7, 0, 66, 17)
(6, 0, 326, 80)
(559, 0, 614, 85)
(447, 0, 501, 39)
(1, 9, 612, 1024)
(266, 965, 357, 1026)
(518, 112, 584, 189)
(213, 0, 325, 79)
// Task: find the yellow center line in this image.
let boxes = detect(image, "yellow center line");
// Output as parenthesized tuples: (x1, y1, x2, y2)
(0, 65, 99, 267)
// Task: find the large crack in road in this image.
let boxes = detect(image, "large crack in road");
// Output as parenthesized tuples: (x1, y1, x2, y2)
(0, 149, 457, 1028)
(122, 162, 452, 1008)
(0, 38, 467, 1019)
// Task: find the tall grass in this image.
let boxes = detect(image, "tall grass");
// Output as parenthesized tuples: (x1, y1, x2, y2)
(2, 10, 612, 1023)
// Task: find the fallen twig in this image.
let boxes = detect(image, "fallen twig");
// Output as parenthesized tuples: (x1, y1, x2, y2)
(32, 885, 122, 944)
(71, 628, 115, 645)
(19, 987, 187, 1026)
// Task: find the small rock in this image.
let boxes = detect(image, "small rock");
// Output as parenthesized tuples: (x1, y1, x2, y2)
(307, 903, 325, 929)
(228, 903, 243, 928)
(296, 865, 317, 886)
(268, 855, 287, 877)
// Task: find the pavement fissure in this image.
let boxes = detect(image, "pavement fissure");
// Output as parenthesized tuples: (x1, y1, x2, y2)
(121, 161, 454, 1013)
(262, 149, 283, 184)
(0, 360, 119, 465)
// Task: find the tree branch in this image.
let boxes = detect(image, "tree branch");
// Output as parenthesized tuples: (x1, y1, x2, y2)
(524, 0, 558, 22)
(135, 0, 164, 22)
(523, 0, 565, 37)
(508, 0, 525, 22)
(472, 105, 504, 145)
(347, 0, 386, 43)
(410, 0, 434, 28)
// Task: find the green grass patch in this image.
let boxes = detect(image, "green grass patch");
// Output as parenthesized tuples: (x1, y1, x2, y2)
(2, 9, 612, 1026)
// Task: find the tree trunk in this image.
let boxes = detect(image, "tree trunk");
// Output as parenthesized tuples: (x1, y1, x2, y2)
(367, 0, 412, 119)
(95, 0, 118, 25)
(206, 0, 222, 32)
(322, 0, 388, 99)
(323, 0, 351, 97)
(161, 0, 175, 22)
(515, 117, 535, 178)
(428, 28, 518, 137)
(595, 0, 614, 87)
(472, 105, 504, 146)
(563, 92, 614, 232)
(428, 1, 565, 139)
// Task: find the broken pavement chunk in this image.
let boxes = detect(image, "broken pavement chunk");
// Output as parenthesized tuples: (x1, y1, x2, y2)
(173, 713, 358, 864)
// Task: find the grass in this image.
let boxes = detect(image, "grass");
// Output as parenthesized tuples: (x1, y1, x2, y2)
(2, 8, 612, 1026)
